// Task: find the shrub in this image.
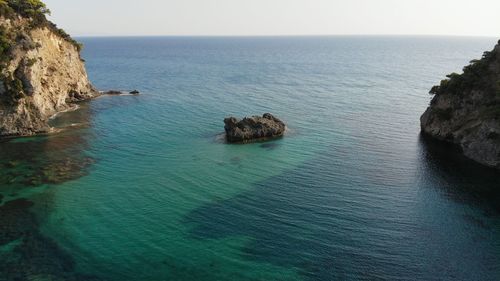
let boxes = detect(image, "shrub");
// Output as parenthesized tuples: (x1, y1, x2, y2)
(0, 26, 12, 62)
(6, 0, 50, 18)
(0, 73, 25, 105)
(25, 57, 36, 66)
(0, 0, 15, 18)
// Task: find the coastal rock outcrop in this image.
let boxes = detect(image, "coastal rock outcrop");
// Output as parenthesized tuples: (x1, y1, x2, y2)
(421, 40, 500, 169)
(224, 113, 286, 143)
(0, 0, 98, 137)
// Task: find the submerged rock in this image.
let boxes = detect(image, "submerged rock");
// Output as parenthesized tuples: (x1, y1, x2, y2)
(103, 90, 123, 95)
(260, 143, 281, 150)
(421, 40, 500, 169)
(224, 113, 286, 143)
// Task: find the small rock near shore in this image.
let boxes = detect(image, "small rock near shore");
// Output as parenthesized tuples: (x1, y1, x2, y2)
(103, 90, 123, 95)
(224, 113, 286, 143)
(103, 90, 140, 95)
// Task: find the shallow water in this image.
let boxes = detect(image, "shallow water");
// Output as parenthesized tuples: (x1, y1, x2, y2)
(1, 36, 499, 281)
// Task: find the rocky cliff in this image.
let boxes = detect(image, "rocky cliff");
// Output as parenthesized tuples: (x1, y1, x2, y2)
(0, 0, 97, 137)
(421, 40, 500, 169)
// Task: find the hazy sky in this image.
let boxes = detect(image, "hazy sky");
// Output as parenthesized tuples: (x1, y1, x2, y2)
(44, 0, 500, 37)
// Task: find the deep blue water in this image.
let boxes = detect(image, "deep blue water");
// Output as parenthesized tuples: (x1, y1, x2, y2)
(1, 36, 500, 281)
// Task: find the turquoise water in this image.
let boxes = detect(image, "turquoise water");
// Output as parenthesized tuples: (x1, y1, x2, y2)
(1, 36, 500, 281)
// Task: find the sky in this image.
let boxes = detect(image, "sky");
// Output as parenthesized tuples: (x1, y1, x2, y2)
(43, 0, 500, 37)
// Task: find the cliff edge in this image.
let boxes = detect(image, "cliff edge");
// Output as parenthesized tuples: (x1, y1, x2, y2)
(0, 0, 98, 137)
(421, 40, 500, 169)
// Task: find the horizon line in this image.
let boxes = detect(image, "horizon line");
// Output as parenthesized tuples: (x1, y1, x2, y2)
(72, 34, 499, 39)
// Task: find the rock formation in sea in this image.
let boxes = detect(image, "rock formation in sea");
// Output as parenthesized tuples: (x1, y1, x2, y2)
(102, 90, 140, 95)
(224, 113, 286, 143)
(421, 40, 500, 169)
(0, 0, 98, 137)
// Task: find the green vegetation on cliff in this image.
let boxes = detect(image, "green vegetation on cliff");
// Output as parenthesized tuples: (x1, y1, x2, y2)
(430, 40, 500, 96)
(0, 23, 24, 105)
(0, 25, 12, 62)
(0, 0, 50, 19)
(0, 0, 81, 52)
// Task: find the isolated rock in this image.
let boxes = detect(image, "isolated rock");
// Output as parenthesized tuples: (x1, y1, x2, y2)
(224, 113, 286, 143)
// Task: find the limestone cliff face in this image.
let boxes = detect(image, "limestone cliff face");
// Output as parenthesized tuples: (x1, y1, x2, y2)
(421, 41, 500, 169)
(0, 15, 98, 137)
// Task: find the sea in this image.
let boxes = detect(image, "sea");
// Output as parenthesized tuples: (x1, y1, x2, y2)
(1, 36, 499, 281)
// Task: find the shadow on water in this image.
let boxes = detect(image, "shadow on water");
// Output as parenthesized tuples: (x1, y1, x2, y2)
(0, 103, 103, 281)
(184, 136, 500, 281)
(418, 134, 500, 214)
(0, 102, 95, 195)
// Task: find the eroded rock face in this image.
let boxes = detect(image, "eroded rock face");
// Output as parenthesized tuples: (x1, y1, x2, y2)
(0, 15, 98, 137)
(421, 41, 500, 169)
(224, 113, 286, 143)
